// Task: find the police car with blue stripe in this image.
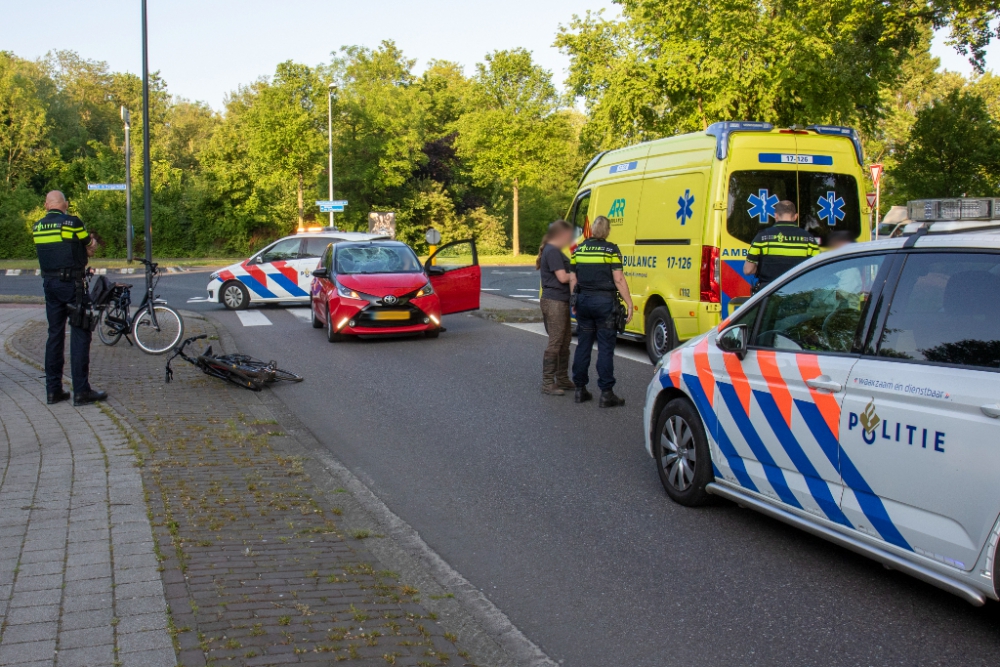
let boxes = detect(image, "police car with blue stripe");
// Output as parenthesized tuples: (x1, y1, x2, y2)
(643, 197, 1000, 605)
(207, 229, 385, 310)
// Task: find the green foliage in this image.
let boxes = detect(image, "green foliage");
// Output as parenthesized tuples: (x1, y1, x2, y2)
(894, 89, 1000, 198)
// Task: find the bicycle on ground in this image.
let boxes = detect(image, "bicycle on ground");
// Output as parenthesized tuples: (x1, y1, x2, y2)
(165, 334, 303, 391)
(95, 258, 184, 354)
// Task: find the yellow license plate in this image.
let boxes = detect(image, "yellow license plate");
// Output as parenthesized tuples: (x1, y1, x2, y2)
(371, 310, 410, 321)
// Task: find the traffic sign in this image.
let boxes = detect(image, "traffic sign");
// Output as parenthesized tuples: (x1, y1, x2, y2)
(425, 227, 442, 246)
(319, 204, 345, 213)
(88, 183, 126, 191)
(316, 200, 348, 207)
(866, 192, 877, 208)
(869, 164, 884, 188)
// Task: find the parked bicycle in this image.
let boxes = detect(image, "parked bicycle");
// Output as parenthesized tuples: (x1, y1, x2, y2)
(94, 259, 184, 354)
(165, 334, 303, 391)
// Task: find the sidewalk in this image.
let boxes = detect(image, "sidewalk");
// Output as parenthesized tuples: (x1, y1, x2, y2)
(0, 305, 175, 667)
(4, 308, 506, 667)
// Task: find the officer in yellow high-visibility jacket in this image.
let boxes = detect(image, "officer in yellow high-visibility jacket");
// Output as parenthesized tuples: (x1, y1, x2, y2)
(743, 200, 819, 294)
(33, 191, 107, 406)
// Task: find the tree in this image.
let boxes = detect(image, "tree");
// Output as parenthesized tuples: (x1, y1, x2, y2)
(0, 52, 51, 191)
(894, 89, 1000, 198)
(455, 49, 577, 255)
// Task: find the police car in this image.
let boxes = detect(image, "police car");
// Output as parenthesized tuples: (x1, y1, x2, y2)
(643, 197, 1000, 605)
(207, 230, 386, 309)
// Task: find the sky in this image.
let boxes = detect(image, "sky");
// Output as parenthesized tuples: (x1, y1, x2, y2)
(1, 0, 996, 110)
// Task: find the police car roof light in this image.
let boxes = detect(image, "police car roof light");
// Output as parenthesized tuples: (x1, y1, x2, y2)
(907, 198, 995, 223)
(805, 125, 865, 166)
(705, 121, 774, 160)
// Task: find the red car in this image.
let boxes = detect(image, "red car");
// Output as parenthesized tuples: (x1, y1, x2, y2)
(310, 239, 480, 341)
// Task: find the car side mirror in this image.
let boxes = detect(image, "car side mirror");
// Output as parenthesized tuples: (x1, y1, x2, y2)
(426, 265, 445, 276)
(312, 267, 328, 279)
(716, 324, 747, 359)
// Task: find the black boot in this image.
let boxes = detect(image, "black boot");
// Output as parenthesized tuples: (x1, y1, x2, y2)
(574, 386, 593, 403)
(73, 389, 108, 406)
(541, 354, 563, 396)
(599, 390, 625, 408)
(47, 389, 71, 405)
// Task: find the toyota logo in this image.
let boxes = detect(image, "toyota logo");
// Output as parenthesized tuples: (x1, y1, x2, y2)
(383, 295, 398, 305)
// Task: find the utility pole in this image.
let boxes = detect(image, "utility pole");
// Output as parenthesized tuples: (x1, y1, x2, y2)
(328, 83, 336, 230)
(121, 106, 133, 262)
(141, 0, 153, 265)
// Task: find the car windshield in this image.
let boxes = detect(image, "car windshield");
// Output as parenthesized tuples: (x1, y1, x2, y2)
(335, 245, 423, 274)
(727, 170, 862, 246)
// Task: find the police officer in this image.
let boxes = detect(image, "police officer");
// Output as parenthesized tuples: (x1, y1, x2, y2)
(569, 215, 633, 408)
(33, 191, 108, 406)
(743, 200, 818, 293)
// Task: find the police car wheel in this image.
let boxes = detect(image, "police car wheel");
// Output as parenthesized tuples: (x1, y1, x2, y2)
(645, 306, 676, 364)
(653, 398, 713, 507)
(221, 281, 249, 310)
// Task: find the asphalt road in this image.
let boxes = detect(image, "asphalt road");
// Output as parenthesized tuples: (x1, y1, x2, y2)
(200, 305, 999, 667)
(6, 267, 1000, 665)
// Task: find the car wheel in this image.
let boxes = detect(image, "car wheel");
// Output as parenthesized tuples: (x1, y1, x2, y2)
(311, 299, 323, 329)
(653, 398, 713, 506)
(425, 328, 440, 339)
(645, 305, 676, 364)
(325, 304, 345, 343)
(221, 281, 249, 310)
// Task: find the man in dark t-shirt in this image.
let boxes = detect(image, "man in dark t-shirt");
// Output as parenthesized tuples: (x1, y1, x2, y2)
(536, 221, 575, 394)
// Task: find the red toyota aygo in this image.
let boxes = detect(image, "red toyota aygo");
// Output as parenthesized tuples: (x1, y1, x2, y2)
(309, 239, 480, 341)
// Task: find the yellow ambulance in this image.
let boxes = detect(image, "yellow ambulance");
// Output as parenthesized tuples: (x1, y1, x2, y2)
(566, 122, 871, 363)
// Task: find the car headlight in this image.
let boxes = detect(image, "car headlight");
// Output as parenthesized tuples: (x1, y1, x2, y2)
(414, 282, 434, 298)
(336, 282, 363, 300)
(209, 271, 220, 281)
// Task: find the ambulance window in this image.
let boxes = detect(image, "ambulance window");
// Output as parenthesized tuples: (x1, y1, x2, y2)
(754, 255, 886, 354)
(797, 173, 861, 245)
(726, 171, 798, 244)
(877, 252, 1000, 369)
(571, 192, 591, 237)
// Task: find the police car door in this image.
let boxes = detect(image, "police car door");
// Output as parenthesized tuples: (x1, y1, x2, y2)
(719, 253, 889, 524)
(248, 237, 308, 300)
(842, 250, 1000, 571)
(297, 237, 340, 295)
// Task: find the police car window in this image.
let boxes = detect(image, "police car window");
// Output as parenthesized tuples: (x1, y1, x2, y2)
(877, 253, 1000, 369)
(726, 170, 861, 246)
(260, 238, 303, 263)
(754, 255, 885, 353)
(336, 245, 422, 275)
(302, 238, 339, 258)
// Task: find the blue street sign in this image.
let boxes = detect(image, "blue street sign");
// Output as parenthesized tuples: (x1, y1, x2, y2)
(88, 183, 127, 191)
(316, 200, 348, 207)
(319, 204, 345, 213)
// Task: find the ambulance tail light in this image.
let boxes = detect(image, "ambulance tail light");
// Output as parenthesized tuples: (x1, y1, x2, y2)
(700, 246, 720, 303)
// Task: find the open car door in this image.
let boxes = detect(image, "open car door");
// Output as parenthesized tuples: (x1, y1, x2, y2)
(425, 239, 480, 315)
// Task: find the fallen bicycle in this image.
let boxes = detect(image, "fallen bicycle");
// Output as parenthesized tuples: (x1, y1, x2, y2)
(165, 335, 303, 391)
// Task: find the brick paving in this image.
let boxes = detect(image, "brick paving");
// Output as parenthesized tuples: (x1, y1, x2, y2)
(9, 309, 474, 667)
(0, 305, 175, 667)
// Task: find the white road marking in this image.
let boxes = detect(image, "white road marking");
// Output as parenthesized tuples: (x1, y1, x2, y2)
(5, 270, 21, 276)
(527, 298, 540, 303)
(516, 288, 539, 291)
(509, 295, 535, 298)
(502, 322, 651, 366)
(481, 288, 500, 291)
(288, 308, 313, 323)
(186, 297, 211, 303)
(235, 310, 272, 327)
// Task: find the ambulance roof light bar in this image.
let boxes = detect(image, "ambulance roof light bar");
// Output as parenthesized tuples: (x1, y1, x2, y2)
(705, 121, 774, 160)
(805, 125, 865, 166)
(907, 198, 998, 223)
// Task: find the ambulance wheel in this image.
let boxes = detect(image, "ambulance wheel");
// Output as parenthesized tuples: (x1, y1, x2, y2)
(645, 306, 676, 363)
(221, 281, 249, 310)
(653, 398, 713, 507)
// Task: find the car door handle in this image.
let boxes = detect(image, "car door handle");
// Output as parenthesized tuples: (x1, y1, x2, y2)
(806, 375, 843, 392)
(981, 404, 1000, 418)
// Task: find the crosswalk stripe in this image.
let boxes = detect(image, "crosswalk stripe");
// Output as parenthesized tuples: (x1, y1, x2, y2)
(502, 322, 651, 365)
(235, 311, 272, 327)
(288, 308, 313, 323)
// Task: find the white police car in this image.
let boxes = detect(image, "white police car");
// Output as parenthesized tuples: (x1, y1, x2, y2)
(207, 230, 386, 309)
(644, 199, 1000, 605)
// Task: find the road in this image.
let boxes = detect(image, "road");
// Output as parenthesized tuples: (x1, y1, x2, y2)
(5, 267, 1000, 665)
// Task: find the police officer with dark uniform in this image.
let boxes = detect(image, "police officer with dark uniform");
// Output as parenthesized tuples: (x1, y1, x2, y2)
(743, 200, 819, 293)
(33, 191, 108, 406)
(569, 215, 633, 408)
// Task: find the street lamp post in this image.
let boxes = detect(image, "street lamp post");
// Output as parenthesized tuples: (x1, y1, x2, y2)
(140, 0, 153, 266)
(121, 106, 133, 262)
(328, 83, 336, 230)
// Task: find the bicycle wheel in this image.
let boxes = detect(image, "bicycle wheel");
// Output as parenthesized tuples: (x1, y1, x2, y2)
(97, 307, 124, 346)
(132, 305, 184, 355)
(270, 368, 303, 383)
